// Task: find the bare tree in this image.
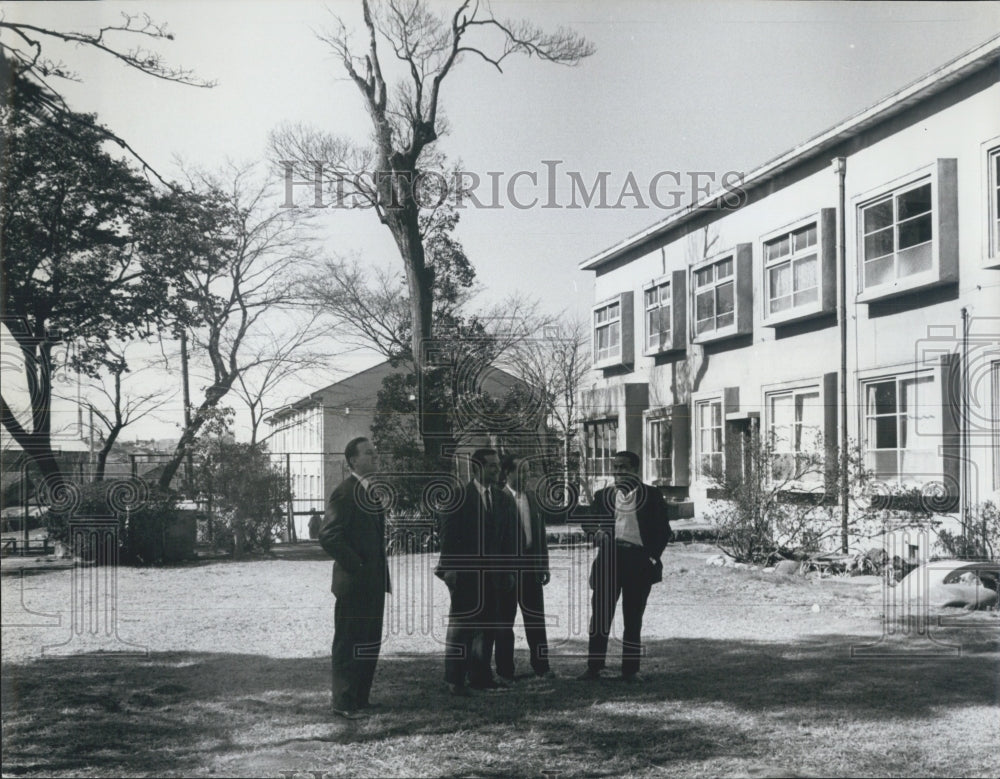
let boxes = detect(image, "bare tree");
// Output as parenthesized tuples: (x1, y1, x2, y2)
(0, 11, 214, 181)
(69, 344, 176, 481)
(149, 164, 316, 490)
(505, 314, 590, 504)
(271, 0, 593, 459)
(232, 311, 333, 446)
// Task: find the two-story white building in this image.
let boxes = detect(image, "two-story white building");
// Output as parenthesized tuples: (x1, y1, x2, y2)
(578, 36, 1000, 553)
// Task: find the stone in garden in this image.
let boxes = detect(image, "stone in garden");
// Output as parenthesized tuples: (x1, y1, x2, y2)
(774, 560, 803, 576)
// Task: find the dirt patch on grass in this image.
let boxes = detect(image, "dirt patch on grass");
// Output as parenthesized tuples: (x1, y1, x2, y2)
(2, 543, 998, 777)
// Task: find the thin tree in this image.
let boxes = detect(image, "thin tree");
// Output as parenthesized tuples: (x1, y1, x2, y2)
(0, 13, 213, 181)
(69, 344, 176, 481)
(233, 311, 332, 447)
(271, 0, 593, 459)
(505, 314, 590, 506)
(146, 164, 316, 490)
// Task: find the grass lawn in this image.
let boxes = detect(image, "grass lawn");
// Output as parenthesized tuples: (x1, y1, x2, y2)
(2, 543, 998, 778)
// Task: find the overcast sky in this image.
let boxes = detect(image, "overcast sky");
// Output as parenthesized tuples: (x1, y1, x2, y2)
(4, 0, 999, 440)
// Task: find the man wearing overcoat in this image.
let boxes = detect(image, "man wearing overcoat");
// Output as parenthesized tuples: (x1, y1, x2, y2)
(319, 436, 389, 718)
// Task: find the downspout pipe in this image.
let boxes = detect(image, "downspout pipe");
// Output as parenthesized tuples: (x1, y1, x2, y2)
(961, 306, 969, 536)
(833, 157, 849, 553)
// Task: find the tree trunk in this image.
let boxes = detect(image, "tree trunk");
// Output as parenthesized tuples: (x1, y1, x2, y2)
(385, 202, 443, 463)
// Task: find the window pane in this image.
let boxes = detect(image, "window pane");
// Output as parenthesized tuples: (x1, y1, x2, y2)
(898, 241, 933, 277)
(869, 381, 897, 415)
(863, 198, 893, 233)
(770, 262, 791, 299)
(793, 287, 818, 306)
(864, 227, 894, 260)
(873, 416, 898, 449)
(864, 255, 893, 287)
(658, 306, 671, 341)
(609, 323, 620, 348)
(716, 281, 734, 317)
(796, 392, 821, 452)
(765, 235, 790, 261)
(793, 255, 817, 292)
(896, 183, 931, 220)
(793, 224, 817, 251)
(694, 267, 713, 287)
(711, 401, 721, 427)
(771, 394, 794, 429)
(898, 213, 932, 250)
(645, 289, 656, 309)
(608, 302, 619, 319)
(770, 295, 791, 314)
(716, 258, 733, 278)
(695, 290, 715, 331)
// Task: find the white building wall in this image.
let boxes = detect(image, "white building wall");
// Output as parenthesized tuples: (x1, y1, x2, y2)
(583, 59, 1000, 551)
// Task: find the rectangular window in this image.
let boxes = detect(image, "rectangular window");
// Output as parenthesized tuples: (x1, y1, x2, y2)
(860, 180, 933, 290)
(645, 415, 673, 483)
(767, 387, 823, 483)
(765, 223, 819, 315)
(593, 301, 621, 363)
(695, 398, 723, 478)
(694, 257, 735, 336)
(584, 418, 618, 479)
(644, 281, 672, 352)
(863, 373, 939, 484)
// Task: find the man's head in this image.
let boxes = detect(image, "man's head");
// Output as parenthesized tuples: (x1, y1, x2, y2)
(612, 450, 641, 488)
(470, 448, 500, 488)
(345, 437, 377, 478)
(500, 453, 523, 492)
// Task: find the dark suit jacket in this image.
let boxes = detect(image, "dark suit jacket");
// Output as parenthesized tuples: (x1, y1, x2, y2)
(319, 475, 390, 616)
(570, 482, 672, 581)
(436, 480, 517, 585)
(505, 484, 550, 573)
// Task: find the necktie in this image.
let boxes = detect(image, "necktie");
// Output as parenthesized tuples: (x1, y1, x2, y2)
(485, 487, 494, 517)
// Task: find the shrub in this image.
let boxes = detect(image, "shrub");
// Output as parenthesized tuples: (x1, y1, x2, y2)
(936, 501, 1000, 560)
(43, 479, 188, 565)
(193, 440, 287, 557)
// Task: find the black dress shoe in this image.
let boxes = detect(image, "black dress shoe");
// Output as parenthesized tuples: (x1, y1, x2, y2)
(332, 707, 366, 720)
(449, 684, 471, 697)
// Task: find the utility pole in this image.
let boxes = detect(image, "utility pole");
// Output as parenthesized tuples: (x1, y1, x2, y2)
(180, 329, 193, 495)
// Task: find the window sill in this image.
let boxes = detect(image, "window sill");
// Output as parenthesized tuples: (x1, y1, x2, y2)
(983, 253, 1000, 270)
(593, 355, 631, 371)
(762, 302, 832, 328)
(643, 342, 685, 358)
(857, 267, 954, 303)
(692, 324, 743, 345)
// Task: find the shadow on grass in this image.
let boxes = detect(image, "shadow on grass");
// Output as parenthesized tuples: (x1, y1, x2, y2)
(2, 627, 998, 777)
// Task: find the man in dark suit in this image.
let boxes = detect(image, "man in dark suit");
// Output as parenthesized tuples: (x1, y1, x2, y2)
(494, 454, 554, 681)
(571, 450, 672, 682)
(436, 448, 517, 695)
(319, 436, 389, 719)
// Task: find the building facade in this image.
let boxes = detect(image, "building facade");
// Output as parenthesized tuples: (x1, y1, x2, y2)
(578, 38, 1000, 552)
(266, 359, 533, 537)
